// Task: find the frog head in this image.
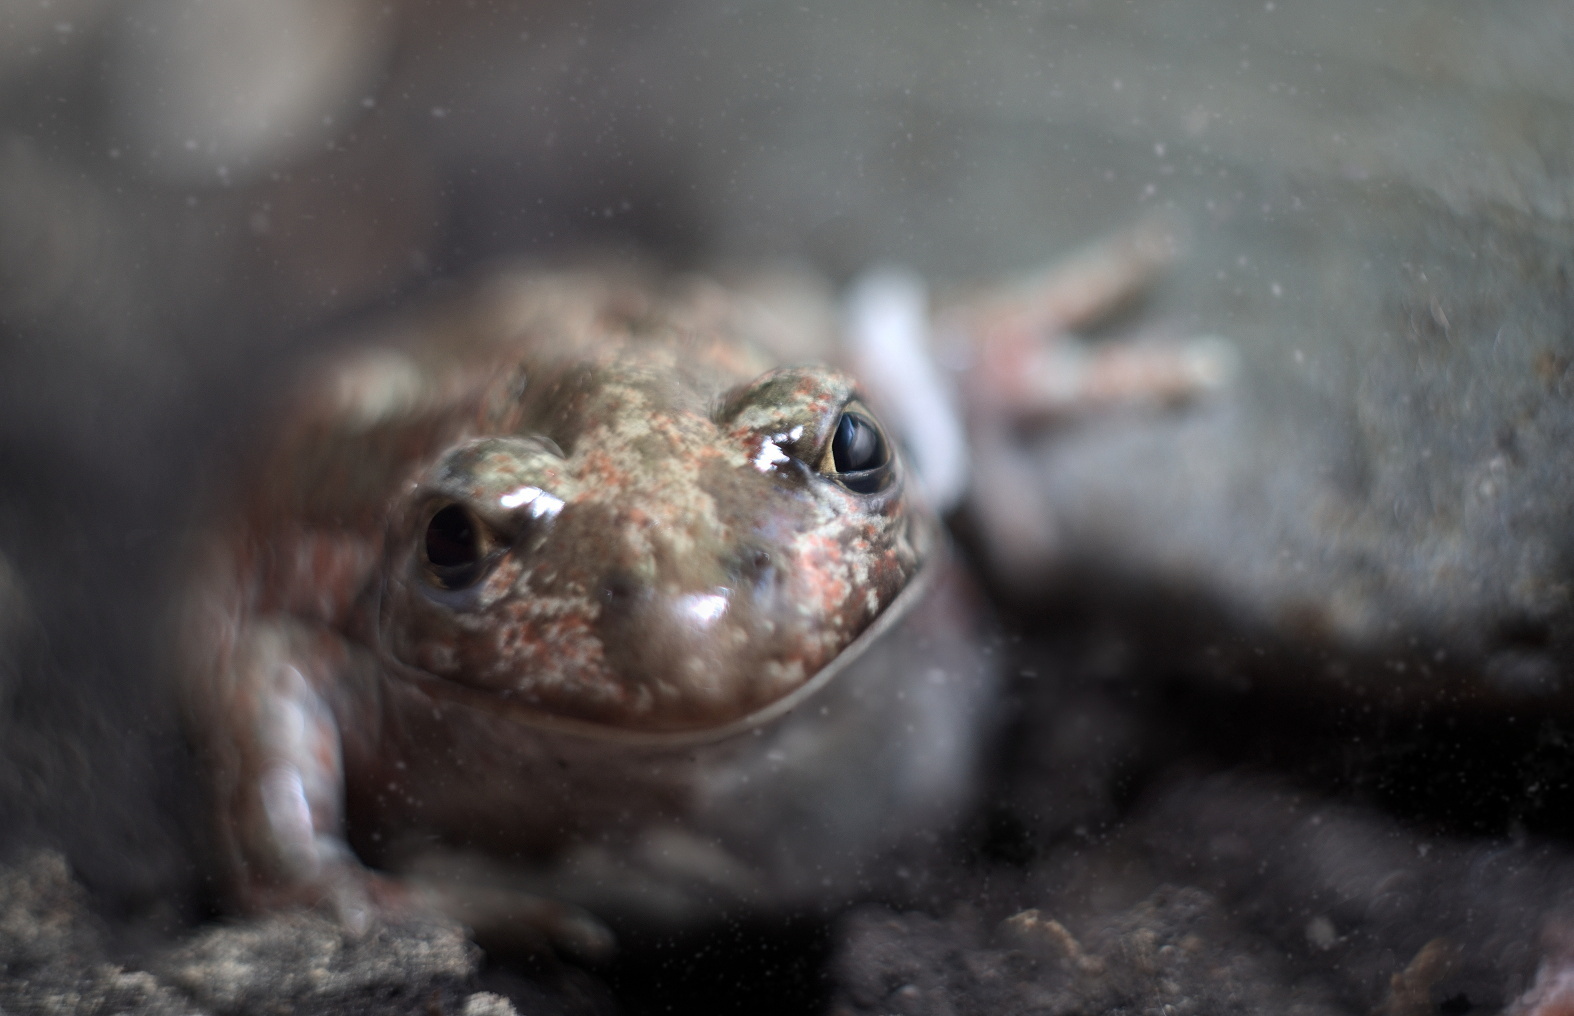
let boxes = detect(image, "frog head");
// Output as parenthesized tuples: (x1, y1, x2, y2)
(377, 344, 933, 737)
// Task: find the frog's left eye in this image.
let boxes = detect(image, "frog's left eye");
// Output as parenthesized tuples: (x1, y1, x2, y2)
(422, 503, 495, 590)
(818, 404, 892, 495)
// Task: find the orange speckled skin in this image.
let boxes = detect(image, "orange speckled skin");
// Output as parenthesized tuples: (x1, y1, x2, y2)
(181, 269, 992, 936)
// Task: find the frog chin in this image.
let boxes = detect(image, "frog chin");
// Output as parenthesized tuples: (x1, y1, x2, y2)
(590, 586, 828, 726)
(376, 552, 941, 747)
(374, 538, 938, 743)
(376, 587, 802, 734)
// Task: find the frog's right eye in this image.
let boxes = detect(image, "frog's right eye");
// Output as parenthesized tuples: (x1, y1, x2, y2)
(422, 503, 492, 590)
(817, 404, 894, 495)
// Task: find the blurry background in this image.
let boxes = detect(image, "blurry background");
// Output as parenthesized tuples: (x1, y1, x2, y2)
(4, 0, 1574, 1011)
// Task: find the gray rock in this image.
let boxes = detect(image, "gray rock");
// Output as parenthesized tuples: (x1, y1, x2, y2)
(999, 193, 1574, 708)
(0, 851, 199, 1016)
(157, 910, 482, 1016)
(0, 850, 537, 1016)
(831, 771, 1574, 1016)
(1135, 773, 1574, 1014)
(832, 885, 1344, 1016)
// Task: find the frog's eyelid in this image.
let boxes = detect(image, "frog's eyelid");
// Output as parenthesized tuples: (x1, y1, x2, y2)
(529, 434, 567, 459)
(709, 365, 857, 424)
(711, 371, 899, 491)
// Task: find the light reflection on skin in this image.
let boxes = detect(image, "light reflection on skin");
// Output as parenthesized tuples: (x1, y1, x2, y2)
(260, 763, 317, 874)
(751, 425, 802, 473)
(752, 439, 789, 472)
(676, 591, 730, 628)
(499, 485, 566, 519)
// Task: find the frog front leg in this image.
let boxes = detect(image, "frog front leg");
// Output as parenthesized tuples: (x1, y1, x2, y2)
(193, 614, 617, 953)
(191, 616, 399, 929)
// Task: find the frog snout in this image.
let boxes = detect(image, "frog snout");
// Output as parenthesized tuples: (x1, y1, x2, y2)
(594, 574, 732, 692)
(595, 570, 744, 648)
(593, 545, 780, 636)
(592, 552, 792, 711)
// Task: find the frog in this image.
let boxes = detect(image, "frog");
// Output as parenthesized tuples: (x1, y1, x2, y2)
(179, 221, 1223, 954)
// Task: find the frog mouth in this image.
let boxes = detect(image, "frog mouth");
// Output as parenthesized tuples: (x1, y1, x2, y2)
(385, 545, 947, 749)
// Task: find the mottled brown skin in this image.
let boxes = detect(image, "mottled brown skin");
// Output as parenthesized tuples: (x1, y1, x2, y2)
(181, 270, 953, 937)
(383, 352, 918, 730)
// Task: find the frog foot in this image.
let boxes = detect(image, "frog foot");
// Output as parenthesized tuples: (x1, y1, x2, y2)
(939, 216, 1236, 583)
(842, 214, 1233, 525)
(399, 852, 616, 960)
(238, 854, 421, 938)
(943, 213, 1234, 421)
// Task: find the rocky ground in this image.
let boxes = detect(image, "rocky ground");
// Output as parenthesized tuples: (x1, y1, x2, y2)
(4, 0, 1574, 1013)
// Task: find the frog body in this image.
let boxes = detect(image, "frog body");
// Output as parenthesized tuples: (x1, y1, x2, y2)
(181, 269, 995, 943)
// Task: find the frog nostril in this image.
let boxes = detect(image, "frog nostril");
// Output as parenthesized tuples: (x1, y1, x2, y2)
(723, 547, 772, 586)
(598, 572, 643, 612)
(728, 547, 783, 609)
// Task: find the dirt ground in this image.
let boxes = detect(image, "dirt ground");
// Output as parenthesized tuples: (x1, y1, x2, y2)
(4, 1, 1574, 1013)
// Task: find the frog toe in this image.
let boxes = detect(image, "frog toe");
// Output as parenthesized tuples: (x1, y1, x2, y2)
(409, 874, 616, 960)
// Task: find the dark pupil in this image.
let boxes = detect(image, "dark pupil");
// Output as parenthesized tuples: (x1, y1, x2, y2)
(425, 505, 479, 570)
(832, 412, 884, 473)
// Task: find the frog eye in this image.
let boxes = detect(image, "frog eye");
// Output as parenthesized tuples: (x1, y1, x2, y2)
(421, 503, 494, 590)
(818, 404, 893, 495)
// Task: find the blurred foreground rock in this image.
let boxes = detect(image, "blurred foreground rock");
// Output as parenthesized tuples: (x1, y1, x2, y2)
(0, 850, 518, 1016)
(0, 852, 194, 1015)
(834, 886, 1344, 1016)
(834, 773, 1574, 1016)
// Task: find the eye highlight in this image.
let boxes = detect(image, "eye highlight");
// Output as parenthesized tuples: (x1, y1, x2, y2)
(422, 503, 492, 590)
(819, 404, 893, 495)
